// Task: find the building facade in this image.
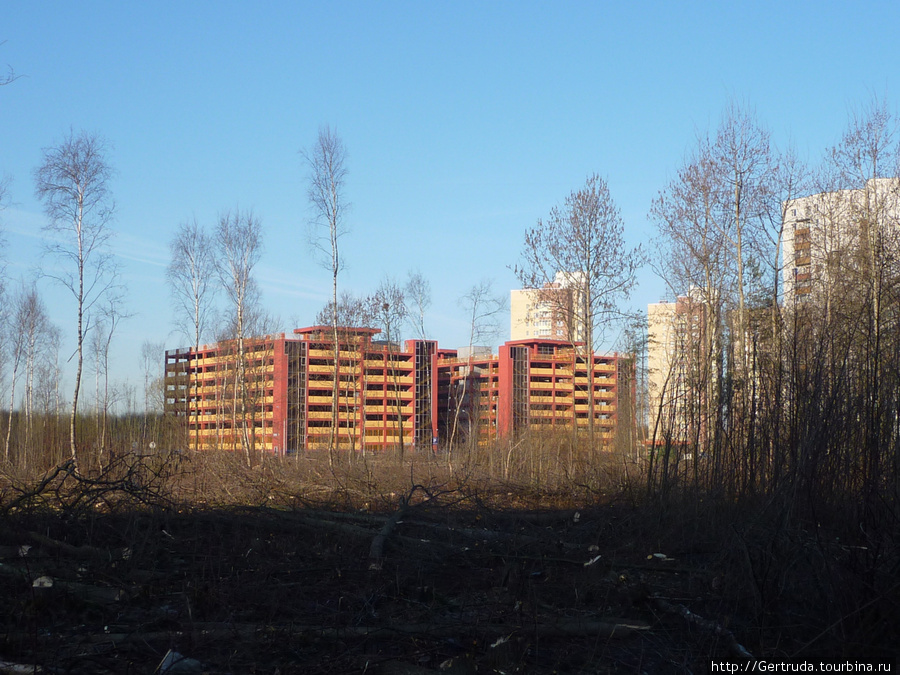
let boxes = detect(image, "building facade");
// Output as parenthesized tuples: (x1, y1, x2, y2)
(166, 327, 631, 454)
(783, 177, 900, 307)
(165, 328, 439, 454)
(510, 271, 587, 344)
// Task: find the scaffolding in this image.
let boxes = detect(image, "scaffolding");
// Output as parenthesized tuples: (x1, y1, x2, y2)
(413, 340, 437, 449)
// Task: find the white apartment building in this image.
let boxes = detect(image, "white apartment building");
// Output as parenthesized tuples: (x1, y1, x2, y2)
(647, 292, 709, 443)
(510, 271, 586, 343)
(783, 177, 900, 307)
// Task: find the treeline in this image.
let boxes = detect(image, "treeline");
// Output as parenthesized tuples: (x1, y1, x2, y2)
(645, 98, 900, 534)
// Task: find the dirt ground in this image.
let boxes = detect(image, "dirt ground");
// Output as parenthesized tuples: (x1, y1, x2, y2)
(2, 489, 896, 674)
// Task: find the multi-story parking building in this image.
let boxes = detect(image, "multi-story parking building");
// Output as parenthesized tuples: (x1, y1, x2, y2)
(165, 327, 631, 454)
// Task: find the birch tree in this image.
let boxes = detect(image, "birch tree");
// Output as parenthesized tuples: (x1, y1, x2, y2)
(372, 277, 409, 454)
(303, 126, 349, 458)
(216, 208, 263, 466)
(711, 103, 775, 383)
(91, 294, 127, 466)
(314, 292, 374, 456)
(167, 218, 217, 450)
(405, 269, 431, 340)
(21, 286, 52, 467)
(649, 144, 729, 483)
(34, 130, 116, 463)
(822, 97, 900, 499)
(3, 284, 28, 462)
(448, 280, 505, 456)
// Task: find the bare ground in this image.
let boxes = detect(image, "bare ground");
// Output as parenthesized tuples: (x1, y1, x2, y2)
(0, 456, 897, 673)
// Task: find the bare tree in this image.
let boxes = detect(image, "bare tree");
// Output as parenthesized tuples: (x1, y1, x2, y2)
(405, 269, 431, 340)
(141, 340, 167, 414)
(5, 283, 57, 467)
(461, 280, 506, 347)
(34, 130, 116, 463)
(215, 208, 263, 466)
(649, 140, 732, 486)
(448, 280, 506, 457)
(711, 103, 775, 383)
(759, 145, 809, 314)
(140, 339, 167, 445)
(314, 290, 375, 328)
(303, 126, 349, 456)
(3, 283, 29, 462)
(372, 276, 409, 453)
(315, 291, 374, 456)
(517, 174, 643, 353)
(168, 218, 217, 349)
(167, 218, 217, 450)
(0, 175, 11, 419)
(21, 285, 52, 467)
(819, 97, 900, 501)
(372, 277, 408, 345)
(517, 174, 642, 444)
(91, 295, 127, 466)
(31, 323, 63, 467)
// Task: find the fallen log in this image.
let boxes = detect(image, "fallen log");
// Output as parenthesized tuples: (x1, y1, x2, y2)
(650, 596, 753, 661)
(0, 660, 43, 674)
(44, 617, 650, 647)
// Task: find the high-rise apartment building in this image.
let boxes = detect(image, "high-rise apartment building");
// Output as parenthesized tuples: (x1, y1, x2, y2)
(510, 271, 587, 344)
(783, 177, 900, 306)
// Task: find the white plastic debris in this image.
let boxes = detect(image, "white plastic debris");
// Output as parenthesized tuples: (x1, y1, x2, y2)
(648, 552, 674, 561)
(490, 634, 510, 648)
(32, 576, 54, 589)
(156, 649, 203, 674)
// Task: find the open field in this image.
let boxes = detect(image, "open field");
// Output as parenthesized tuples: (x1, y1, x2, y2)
(0, 450, 897, 673)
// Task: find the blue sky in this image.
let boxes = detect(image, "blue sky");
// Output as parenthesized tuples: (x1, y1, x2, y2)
(1, 1, 898, 398)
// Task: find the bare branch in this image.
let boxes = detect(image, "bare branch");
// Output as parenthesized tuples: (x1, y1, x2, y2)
(460, 279, 506, 348)
(167, 218, 217, 350)
(405, 269, 431, 340)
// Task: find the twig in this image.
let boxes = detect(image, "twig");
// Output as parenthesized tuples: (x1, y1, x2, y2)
(2, 459, 75, 514)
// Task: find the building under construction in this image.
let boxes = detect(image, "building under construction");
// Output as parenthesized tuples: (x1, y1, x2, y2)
(165, 327, 632, 454)
(437, 339, 628, 447)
